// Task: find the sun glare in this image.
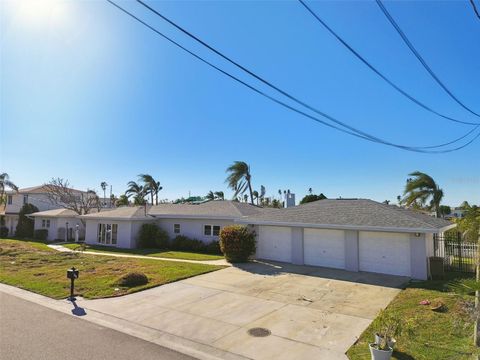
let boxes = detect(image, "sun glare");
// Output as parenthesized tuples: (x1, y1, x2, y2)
(9, 0, 70, 28)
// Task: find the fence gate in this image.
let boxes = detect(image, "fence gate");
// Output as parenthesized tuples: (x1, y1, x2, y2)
(433, 232, 478, 273)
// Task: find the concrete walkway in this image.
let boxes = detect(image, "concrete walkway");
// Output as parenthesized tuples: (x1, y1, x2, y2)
(47, 244, 230, 266)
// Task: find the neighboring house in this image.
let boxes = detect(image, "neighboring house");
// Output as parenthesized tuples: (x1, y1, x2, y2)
(2, 186, 66, 236)
(31, 209, 85, 242)
(35, 198, 455, 280)
(451, 207, 466, 219)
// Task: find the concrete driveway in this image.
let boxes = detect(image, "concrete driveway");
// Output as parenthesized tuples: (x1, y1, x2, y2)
(79, 262, 407, 360)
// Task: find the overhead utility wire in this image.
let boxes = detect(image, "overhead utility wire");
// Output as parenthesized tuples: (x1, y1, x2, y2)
(298, 0, 479, 126)
(106, 0, 479, 153)
(471, 0, 480, 20)
(376, 0, 480, 119)
(134, 0, 480, 150)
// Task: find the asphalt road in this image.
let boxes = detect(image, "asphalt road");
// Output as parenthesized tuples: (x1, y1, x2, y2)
(0, 292, 195, 360)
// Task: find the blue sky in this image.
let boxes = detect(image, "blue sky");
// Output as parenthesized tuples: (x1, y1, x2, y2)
(1, 0, 479, 205)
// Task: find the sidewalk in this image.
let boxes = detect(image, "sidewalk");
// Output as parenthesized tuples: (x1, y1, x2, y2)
(47, 244, 230, 266)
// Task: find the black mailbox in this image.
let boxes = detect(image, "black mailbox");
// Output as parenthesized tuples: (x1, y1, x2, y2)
(67, 268, 79, 280)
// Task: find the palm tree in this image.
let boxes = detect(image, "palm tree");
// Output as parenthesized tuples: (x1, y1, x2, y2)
(206, 191, 215, 201)
(0, 172, 18, 202)
(100, 182, 107, 206)
(138, 174, 162, 205)
(252, 190, 259, 205)
(125, 181, 145, 205)
(225, 161, 254, 205)
(308, 187, 313, 195)
(401, 171, 444, 218)
(214, 191, 224, 200)
(116, 194, 129, 206)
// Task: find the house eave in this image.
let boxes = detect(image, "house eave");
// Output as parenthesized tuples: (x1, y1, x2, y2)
(235, 219, 454, 234)
(149, 214, 237, 220)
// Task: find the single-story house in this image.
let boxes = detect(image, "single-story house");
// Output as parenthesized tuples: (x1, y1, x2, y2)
(34, 199, 454, 280)
(31, 209, 85, 242)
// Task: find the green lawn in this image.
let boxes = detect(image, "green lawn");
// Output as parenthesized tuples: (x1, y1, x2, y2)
(347, 273, 478, 360)
(62, 243, 224, 261)
(0, 239, 224, 299)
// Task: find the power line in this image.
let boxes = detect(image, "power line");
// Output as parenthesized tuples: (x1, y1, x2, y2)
(471, 0, 480, 20)
(133, 0, 480, 150)
(376, 0, 480, 119)
(106, 0, 479, 153)
(297, 0, 479, 126)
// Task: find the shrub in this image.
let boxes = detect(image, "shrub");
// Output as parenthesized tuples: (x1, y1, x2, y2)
(116, 272, 149, 287)
(219, 225, 256, 263)
(0, 226, 8, 238)
(138, 223, 169, 249)
(171, 235, 204, 252)
(16, 203, 39, 238)
(34, 229, 48, 241)
(154, 228, 170, 249)
(204, 240, 221, 255)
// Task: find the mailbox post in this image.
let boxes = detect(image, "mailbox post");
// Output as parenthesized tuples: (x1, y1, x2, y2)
(67, 267, 79, 301)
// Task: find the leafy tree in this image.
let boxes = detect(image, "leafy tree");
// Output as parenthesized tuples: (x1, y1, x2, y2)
(455, 204, 480, 242)
(439, 205, 451, 217)
(401, 171, 444, 218)
(226, 161, 254, 205)
(116, 194, 129, 206)
(219, 225, 256, 262)
(300, 193, 327, 204)
(16, 203, 39, 238)
(0, 172, 18, 204)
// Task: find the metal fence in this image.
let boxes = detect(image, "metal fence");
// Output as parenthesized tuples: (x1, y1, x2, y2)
(433, 232, 478, 273)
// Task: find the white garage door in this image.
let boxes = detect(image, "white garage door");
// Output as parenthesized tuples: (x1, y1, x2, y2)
(359, 231, 411, 276)
(256, 226, 292, 263)
(304, 229, 345, 269)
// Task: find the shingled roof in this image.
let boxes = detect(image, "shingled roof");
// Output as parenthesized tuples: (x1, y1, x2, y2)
(149, 200, 264, 219)
(237, 199, 454, 233)
(80, 206, 154, 220)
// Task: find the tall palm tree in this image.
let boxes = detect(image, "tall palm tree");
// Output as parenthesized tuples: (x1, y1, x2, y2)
(253, 190, 259, 205)
(0, 172, 18, 201)
(138, 174, 162, 205)
(214, 191, 224, 200)
(308, 187, 313, 195)
(125, 181, 145, 205)
(401, 171, 444, 218)
(225, 161, 254, 205)
(100, 181, 107, 206)
(206, 191, 215, 201)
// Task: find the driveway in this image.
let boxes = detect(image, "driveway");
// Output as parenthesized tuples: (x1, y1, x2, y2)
(78, 261, 407, 359)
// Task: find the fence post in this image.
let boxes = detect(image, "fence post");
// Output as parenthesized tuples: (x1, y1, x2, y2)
(457, 232, 463, 273)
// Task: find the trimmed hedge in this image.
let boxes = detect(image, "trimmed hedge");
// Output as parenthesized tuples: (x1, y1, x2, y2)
(34, 229, 49, 241)
(219, 225, 256, 263)
(16, 204, 39, 238)
(171, 235, 221, 255)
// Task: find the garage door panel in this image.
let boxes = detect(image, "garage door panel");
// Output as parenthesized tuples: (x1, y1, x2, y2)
(359, 231, 410, 276)
(256, 226, 292, 263)
(304, 229, 345, 269)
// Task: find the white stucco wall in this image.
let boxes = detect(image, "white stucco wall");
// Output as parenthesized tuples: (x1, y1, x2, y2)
(33, 217, 85, 242)
(84, 219, 156, 249)
(156, 218, 234, 243)
(5, 193, 59, 214)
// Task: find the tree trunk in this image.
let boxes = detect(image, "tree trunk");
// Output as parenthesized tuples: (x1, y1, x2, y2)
(247, 177, 254, 206)
(155, 191, 158, 205)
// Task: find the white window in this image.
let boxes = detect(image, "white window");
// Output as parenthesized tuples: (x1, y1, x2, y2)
(174, 224, 180, 234)
(97, 223, 118, 245)
(204, 225, 221, 237)
(204, 225, 212, 236)
(7, 195, 12, 205)
(23, 195, 28, 204)
(41, 219, 50, 228)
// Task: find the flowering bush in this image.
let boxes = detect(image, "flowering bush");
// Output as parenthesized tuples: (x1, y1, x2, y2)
(219, 225, 256, 263)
